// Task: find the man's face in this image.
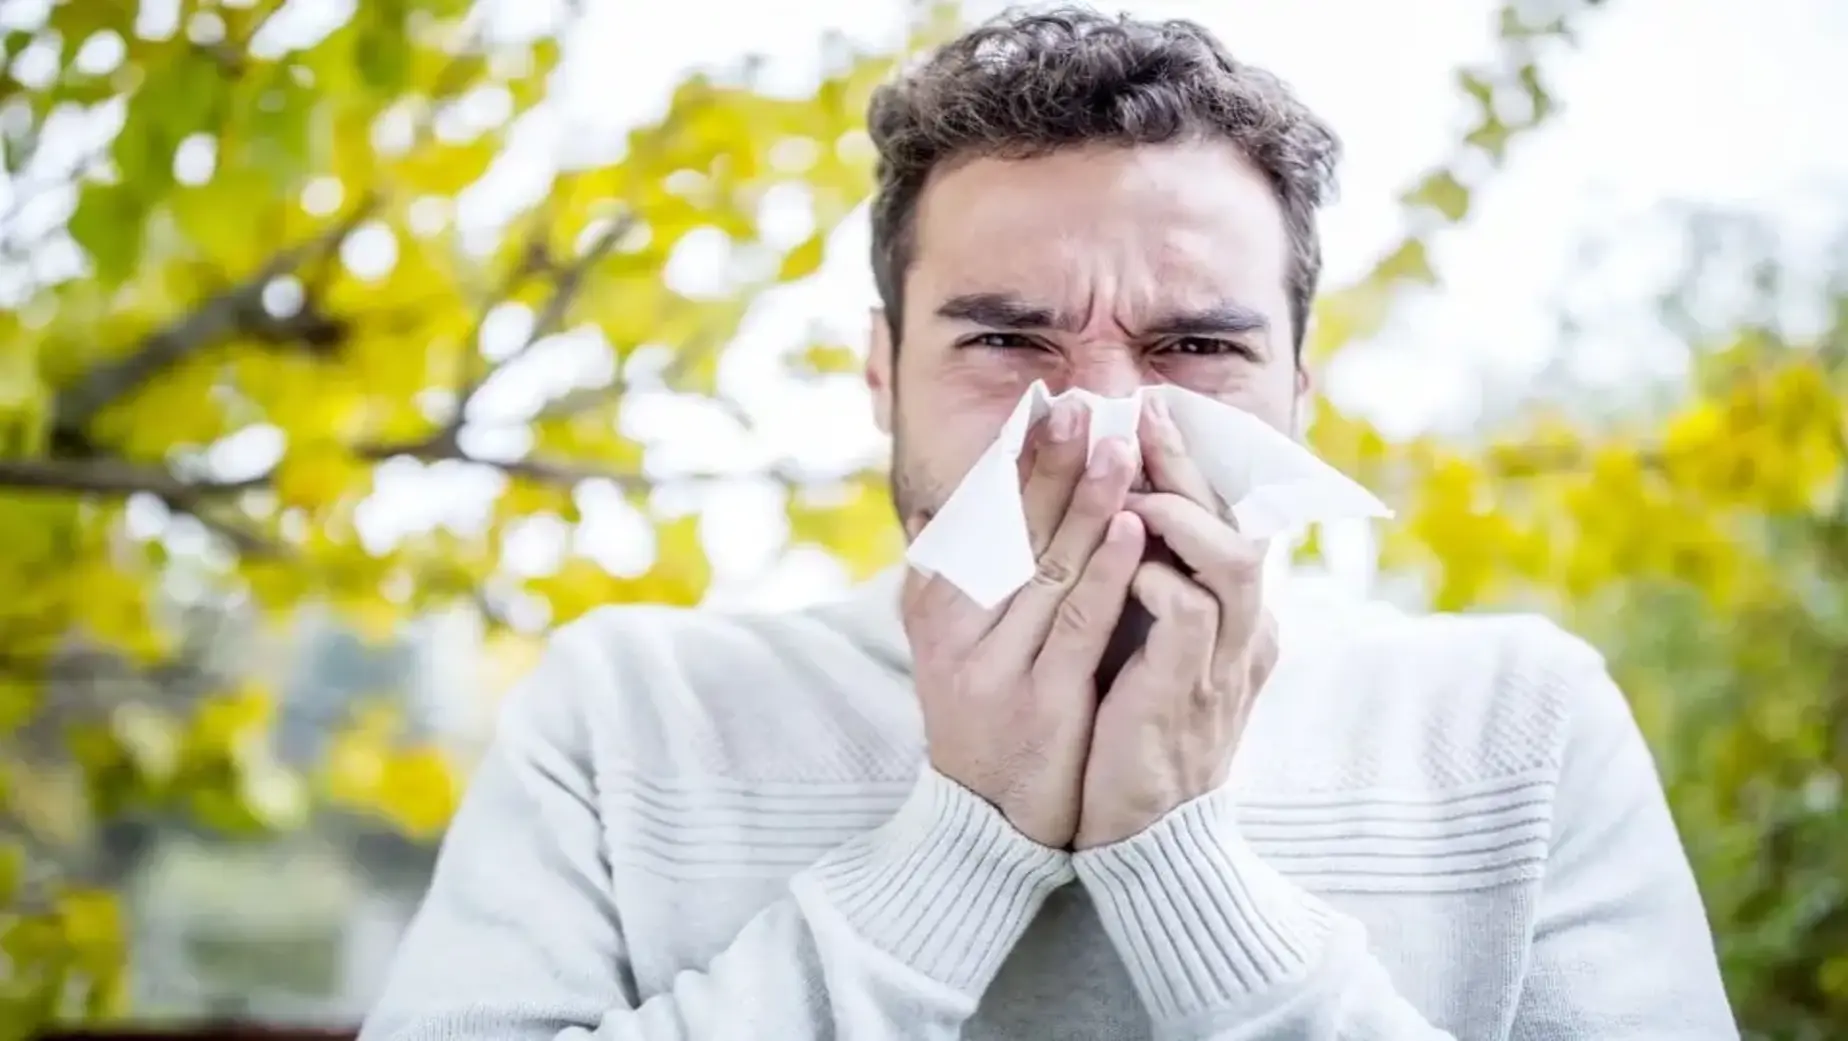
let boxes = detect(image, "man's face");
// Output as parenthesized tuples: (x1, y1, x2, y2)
(867, 139, 1308, 536)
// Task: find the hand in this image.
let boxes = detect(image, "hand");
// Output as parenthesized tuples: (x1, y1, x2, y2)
(1072, 396, 1281, 851)
(905, 399, 1145, 848)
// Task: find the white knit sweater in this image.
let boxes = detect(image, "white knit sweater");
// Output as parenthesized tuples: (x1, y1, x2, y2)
(359, 569, 1738, 1040)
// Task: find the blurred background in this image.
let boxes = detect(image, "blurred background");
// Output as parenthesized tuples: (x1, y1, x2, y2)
(1, 0, 1845, 1037)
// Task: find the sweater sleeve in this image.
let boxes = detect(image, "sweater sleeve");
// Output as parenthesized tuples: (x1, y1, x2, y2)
(1505, 651, 1737, 1040)
(1069, 646, 1739, 1041)
(357, 628, 1071, 1041)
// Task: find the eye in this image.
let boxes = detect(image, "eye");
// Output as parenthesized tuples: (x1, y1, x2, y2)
(964, 332, 1040, 350)
(1161, 337, 1250, 358)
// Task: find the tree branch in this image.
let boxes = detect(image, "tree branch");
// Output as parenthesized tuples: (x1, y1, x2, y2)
(0, 458, 276, 554)
(51, 194, 383, 444)
(352, 438, 649, 489)
(440, 212, 636, 445)
(0, 458, 261, 498)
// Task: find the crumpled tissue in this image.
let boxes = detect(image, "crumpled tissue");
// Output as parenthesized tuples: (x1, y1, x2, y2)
(905, 380, 1392, 609)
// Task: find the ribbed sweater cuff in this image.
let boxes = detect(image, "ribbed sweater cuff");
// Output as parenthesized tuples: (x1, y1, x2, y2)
(802, 766, 1074, 996)
(1072, 787, 1338, 1026)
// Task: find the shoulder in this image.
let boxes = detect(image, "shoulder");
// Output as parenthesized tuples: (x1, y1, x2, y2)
(1249, 601, 1620, 795)
(490, 597, 920, 785)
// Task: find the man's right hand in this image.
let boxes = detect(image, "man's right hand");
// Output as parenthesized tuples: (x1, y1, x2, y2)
(903, 398, 1145, 848)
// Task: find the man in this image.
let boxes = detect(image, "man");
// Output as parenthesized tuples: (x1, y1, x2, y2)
(360, 9, 1738, 1040)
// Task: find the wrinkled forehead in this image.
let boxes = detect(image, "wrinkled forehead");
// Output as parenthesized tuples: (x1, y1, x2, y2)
(906, 140, 1292, 329)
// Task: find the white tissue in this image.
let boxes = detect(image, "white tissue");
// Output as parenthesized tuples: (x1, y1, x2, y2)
(905, 380, 1393, 609)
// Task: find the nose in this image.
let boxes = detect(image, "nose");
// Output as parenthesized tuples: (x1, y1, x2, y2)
(1043, 344, 1145, 400)
(1042, 345, 1150, 487)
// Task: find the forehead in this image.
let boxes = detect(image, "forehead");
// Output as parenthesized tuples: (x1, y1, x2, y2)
(907, 140, 1290, 316)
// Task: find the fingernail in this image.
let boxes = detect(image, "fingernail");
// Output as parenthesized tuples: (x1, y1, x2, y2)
(1087, 438, 1119, 479)
(1050, 402, 1076, 442)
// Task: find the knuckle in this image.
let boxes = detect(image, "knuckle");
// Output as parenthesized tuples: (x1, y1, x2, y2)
(1215, 543, 1266, 583)
(1173, 589, 1219, 634)
(1051, 593, 1094, 637)
(1032, 552, 1080, 589)
(1187, 681, 1218, 712)
(1033, 437, 1081, 478)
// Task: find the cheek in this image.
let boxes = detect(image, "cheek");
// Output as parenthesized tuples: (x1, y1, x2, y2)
(931, 348, 1051, 398)
(895, 366, 1028, 489)
(1156, 358, 1298, 429)
(904, 347, 1048, 427)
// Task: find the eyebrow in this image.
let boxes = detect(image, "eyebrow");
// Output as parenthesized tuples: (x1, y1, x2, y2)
(1144, 303, 1269, 338)
(934, 291, 1269, 338)
(935, 292, 1066, 330)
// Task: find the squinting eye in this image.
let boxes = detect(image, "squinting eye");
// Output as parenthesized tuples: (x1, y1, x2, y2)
(967, 332, 1038, 350)
(1165, 337, 1244, 357)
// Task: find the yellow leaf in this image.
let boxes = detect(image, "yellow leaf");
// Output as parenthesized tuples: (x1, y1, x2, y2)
(1304, 280, 1392, 361)
(799, 343, 862, 375)
(323, 725, 388, 808)
(0, 841, 23, 904)
(53, 888, 124, 980)
(375, 745, 461, 839)
(777, 233, 827, 281)
(390, 136, 502, 197)
(273, 441, 370, 510)
(788, 478, 901, 582)
(1373, 238, 1437, 287)
(647, 513, 711, 605)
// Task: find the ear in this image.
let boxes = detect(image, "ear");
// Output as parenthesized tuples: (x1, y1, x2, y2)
(1292, 356, 1315, 439)
(866, 306, 895, 435)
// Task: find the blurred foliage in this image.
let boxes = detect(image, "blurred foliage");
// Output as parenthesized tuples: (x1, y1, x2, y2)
(1315, 265, 1848, 1040)
(1320, 302, 1848, 1037)
(0, 0, 1840, 1038)
(1296, 7, 1848, 1040)
(0, 0, 948, 1029)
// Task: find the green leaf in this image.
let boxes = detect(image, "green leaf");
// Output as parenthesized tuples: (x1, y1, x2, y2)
(114, 50, 229, 192)
(353, 0, 413, 96)
(1464, 115, 1514, 164)
(1402, 169, 1471, 223)
(239, 64, 317, 189)
(67, 182, 145, 287)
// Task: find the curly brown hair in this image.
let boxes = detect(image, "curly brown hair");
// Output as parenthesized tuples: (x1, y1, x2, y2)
(866, 6, 1341, 357)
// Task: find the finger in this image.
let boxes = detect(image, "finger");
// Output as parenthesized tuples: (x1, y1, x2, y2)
(1247, 609, 1281, 689)
(1122, 559, 1219, 688)
(901, 567, 998, 652)
(995, 436, 1139, 647)
(1126, 491, 1265, 628)
(1034, 510, 1144, 680)
(1014, 413, 1048, 486)
(1140, 395, 1218, 510)
(1022, 399, 1090, 557)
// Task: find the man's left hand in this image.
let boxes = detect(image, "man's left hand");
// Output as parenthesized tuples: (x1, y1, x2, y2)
(1072, 396, 1281, 851)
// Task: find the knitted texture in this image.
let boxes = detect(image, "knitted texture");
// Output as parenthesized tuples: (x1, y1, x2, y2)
(359, 572, 1737, 1040)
